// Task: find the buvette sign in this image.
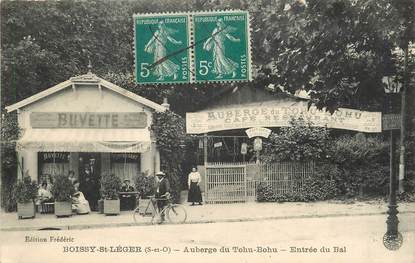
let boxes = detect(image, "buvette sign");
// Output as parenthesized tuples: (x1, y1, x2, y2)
(31, 112, 147, 129)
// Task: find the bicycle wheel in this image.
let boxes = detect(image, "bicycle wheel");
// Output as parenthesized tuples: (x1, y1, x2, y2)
(134, 200, 157, 224)
(166, 204, 187, 223)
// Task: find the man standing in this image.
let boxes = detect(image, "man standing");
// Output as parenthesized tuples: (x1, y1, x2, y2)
(155, 171, 171, 223)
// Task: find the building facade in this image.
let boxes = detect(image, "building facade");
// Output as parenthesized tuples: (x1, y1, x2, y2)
(6, 71, 166, 205)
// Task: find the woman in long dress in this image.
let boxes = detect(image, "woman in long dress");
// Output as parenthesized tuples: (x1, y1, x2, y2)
(203, 18, 240, 79)
(144, 21, 182, 81)
(72, 181, 91, 214)
(36, 181, 53, 213)
(187, 167, 203, 205)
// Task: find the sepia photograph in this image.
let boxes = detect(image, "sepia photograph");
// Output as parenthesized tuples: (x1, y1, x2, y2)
(1, 0, 414, 262)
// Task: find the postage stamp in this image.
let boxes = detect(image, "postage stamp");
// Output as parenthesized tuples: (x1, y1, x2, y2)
(134, 11, 251, 85)
(134, 14, 190, 84)
(193, 11, 251, 83)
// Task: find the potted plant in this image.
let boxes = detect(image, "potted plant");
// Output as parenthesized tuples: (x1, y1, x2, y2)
(101, 173, 121, 215)
(14, 176, 38, 219)
(134, 171, 155, 215)
(51, 174, 75, 217)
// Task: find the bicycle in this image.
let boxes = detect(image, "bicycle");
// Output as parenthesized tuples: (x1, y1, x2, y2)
(133, 194, 187, 224)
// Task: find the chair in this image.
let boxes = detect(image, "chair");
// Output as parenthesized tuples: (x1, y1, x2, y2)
(39, 202, 54, 214)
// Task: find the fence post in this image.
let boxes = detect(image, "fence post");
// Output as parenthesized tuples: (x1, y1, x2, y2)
(204, 134, 208, 203)
(244, 164, 247, 201)
(203, 133, 208, 165)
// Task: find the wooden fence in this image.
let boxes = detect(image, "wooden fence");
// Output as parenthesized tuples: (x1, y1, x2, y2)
(202, 162, 314, 203)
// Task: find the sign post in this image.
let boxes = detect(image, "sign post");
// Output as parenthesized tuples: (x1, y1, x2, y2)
(382, 114, 401, 131)
(382, 113, 403, 250)
(246, 127, 270, 164)
(240, 142, 247, 162)
(253, 137, 262, 163)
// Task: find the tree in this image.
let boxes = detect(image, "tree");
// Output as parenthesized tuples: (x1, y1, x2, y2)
(151, 110, 187, 201)
(252, 0, 414, 112)
(261, 118, 330, 162)
(2, 0, 412, 113)
(1, 110, 20, 211)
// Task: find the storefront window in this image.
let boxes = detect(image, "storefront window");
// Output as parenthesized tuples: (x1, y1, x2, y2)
(38, 152, 70, 184)
(110, 153, 140, 183)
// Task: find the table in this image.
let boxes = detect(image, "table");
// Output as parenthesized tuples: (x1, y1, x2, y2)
(118, 192, 140, 211)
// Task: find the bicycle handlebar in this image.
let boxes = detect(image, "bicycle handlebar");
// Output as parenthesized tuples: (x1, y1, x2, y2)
(145, 193, 171, 201)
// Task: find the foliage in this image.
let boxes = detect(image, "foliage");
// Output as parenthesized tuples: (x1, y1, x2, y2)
(134, 171, 155, 198)
(403, 106, 415, 194)
(262, 118, 330, 162)
(256, 169, 337, 203)
(151, 110, 186, 202)
(0, 0, 221, 116)
(50, 174, 75, 202)
(253, 0, 414, 112)
(258, 134, 390, 201)
(256, 182, 277, 202)
(299, 164, 339, 201)
(13, 176, 38, 203)
(101, 174, 122, 200)
(1, 111, 19, 211)
(327, 134, 389, 197)
(3, 0, 412, 113)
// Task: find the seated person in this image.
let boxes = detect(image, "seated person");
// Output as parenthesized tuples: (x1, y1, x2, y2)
(67, 170, 77, 185)
(71, 181, 91, 215)
(121, 179, 135, 192)
(36, 182, 54, 213)
(120, 179, 136, 210)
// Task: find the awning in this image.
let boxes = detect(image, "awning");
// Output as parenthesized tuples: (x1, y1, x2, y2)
(17, 129, 152, 153)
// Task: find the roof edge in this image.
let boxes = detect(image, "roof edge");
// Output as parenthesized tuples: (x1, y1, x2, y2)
(5, 76, 166, 113)
(5, 80, 73, 113)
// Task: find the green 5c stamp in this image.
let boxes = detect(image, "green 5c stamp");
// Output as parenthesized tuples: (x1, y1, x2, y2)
(193, 11, 251, 83)
(133, 11, 251, 84)
(134, 14, 190, 84)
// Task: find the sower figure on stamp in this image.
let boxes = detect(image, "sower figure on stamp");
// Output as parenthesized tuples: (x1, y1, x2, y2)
(203, 18, 240, 79)
(144, 21, 182, 81)
(155, 171, 171, 223)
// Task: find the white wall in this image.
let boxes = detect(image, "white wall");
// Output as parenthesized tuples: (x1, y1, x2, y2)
(18, 84, 153, 128)
(16, 84, 160, 180)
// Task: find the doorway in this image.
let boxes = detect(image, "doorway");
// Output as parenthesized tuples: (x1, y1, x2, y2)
(78, 153, 101, 211)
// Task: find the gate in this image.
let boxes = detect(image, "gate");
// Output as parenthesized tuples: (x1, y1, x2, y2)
(203, 162, 314, 203)
(205, 163, 247, 203)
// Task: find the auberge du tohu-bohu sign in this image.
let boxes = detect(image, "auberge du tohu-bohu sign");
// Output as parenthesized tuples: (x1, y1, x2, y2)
(186, 100, 382, 134)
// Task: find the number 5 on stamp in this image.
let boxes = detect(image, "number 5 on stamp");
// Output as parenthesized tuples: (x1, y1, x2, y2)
(134, 14, 190, 84)
(193, 11, 251, 83)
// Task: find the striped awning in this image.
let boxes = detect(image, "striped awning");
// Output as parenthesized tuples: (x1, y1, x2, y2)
(17, 129, 151, 153)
